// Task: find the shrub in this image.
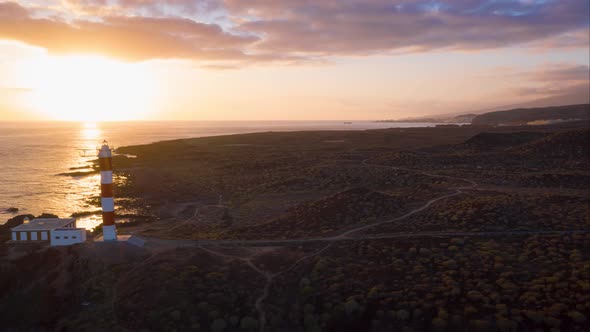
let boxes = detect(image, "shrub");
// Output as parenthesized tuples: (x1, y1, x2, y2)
(431, 317, 447, 330)
(523, 310, 544, 324)
(496, 317, 515, 331)
(568, 311, 587, 324)
(211, 318, 227, 332)
(469, 319, 490, 330)
(240, 316, 258, 331)
(344, 300, 360, 316)
(396, 309, 410, 321)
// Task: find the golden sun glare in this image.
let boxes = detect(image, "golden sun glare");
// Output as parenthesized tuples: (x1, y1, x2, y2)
(81, 122, 101, 140)
(22, 55, 157, 122)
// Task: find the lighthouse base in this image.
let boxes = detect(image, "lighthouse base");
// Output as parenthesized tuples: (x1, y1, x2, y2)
(102, 225, 118, 241)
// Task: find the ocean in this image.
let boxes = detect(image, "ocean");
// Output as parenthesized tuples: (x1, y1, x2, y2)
(0, 121, 442, 229)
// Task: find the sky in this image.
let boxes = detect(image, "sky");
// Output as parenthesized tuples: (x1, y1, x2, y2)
(0, 0, 588, 121)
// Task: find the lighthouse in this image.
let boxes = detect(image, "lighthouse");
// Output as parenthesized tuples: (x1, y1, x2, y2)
(99, 141, 117, 241)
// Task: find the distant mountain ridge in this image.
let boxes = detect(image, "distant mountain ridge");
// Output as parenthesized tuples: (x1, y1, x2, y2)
(378, 113, 477, 123)
(381, 87, 589, 124)
(471, 104, 590, 126)
(478, 87, 590, 113)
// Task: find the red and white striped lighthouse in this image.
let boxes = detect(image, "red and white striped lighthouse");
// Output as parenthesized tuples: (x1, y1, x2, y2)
(99, 140, 117, 241)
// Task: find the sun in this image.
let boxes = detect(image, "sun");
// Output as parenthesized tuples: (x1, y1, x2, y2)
(22, 55, 157, 122)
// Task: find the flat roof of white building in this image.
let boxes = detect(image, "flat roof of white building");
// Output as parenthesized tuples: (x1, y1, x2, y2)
(11, 218, 75, 232)
(53, 228, 85, 232)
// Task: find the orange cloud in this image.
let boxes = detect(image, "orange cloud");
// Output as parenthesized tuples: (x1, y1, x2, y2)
(0, 2, 257, 61)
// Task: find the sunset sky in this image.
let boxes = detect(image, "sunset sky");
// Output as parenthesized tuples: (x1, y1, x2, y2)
(0, 0, 588, 121)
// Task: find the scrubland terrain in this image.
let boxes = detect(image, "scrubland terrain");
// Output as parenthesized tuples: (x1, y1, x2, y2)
(1, 121, 589, 331)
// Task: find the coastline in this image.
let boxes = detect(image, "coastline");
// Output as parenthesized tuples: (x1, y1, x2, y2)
(3, 120, 588, 230)
(1, 121, 449, 226)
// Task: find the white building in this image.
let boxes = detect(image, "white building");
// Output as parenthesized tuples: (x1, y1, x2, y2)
(10, 218, 86, 246)
(50, 228, 87, 246)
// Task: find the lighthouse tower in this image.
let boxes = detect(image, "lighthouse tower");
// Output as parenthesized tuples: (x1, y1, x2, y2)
(99, 141, 117, 241)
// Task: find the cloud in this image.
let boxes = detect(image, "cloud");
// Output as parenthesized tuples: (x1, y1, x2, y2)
(528, 64, 590, 83)
(0, 0, 588, 64)
(524, 28, 590, 51)
(0, 1, 259, 62)
(513, 64, 590, 100)
(229, 0, 589, 56)
(61, 0, 224, 18)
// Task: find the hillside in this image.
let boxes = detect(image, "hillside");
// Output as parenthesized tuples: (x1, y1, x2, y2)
(465, 132, 547, 149)
(226, 187, 419, 239)
(471, 104, 589, 126)
(511, 129, 590, 159)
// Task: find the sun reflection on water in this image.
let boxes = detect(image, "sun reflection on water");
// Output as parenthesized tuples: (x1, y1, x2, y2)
(20, 122, 133, 231)
(81, 122, 101, 141)
(69, 122, 104, 230)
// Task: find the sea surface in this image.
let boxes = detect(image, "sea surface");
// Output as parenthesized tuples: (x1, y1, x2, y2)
(0, 121, 445, 229)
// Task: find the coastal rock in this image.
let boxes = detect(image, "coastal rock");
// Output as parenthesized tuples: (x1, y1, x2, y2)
(2, 213, 59, 230)
(1, 214, 35, 231)
(56, 170, 98, 177)
(37, 213, 59, 219)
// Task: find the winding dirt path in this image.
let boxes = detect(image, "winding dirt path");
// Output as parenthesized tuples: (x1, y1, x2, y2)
(146, 159, 481, 248)
(188, 159, 479, 331)
(198, 243, 334, 332)
(137, 159, 587, 331)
